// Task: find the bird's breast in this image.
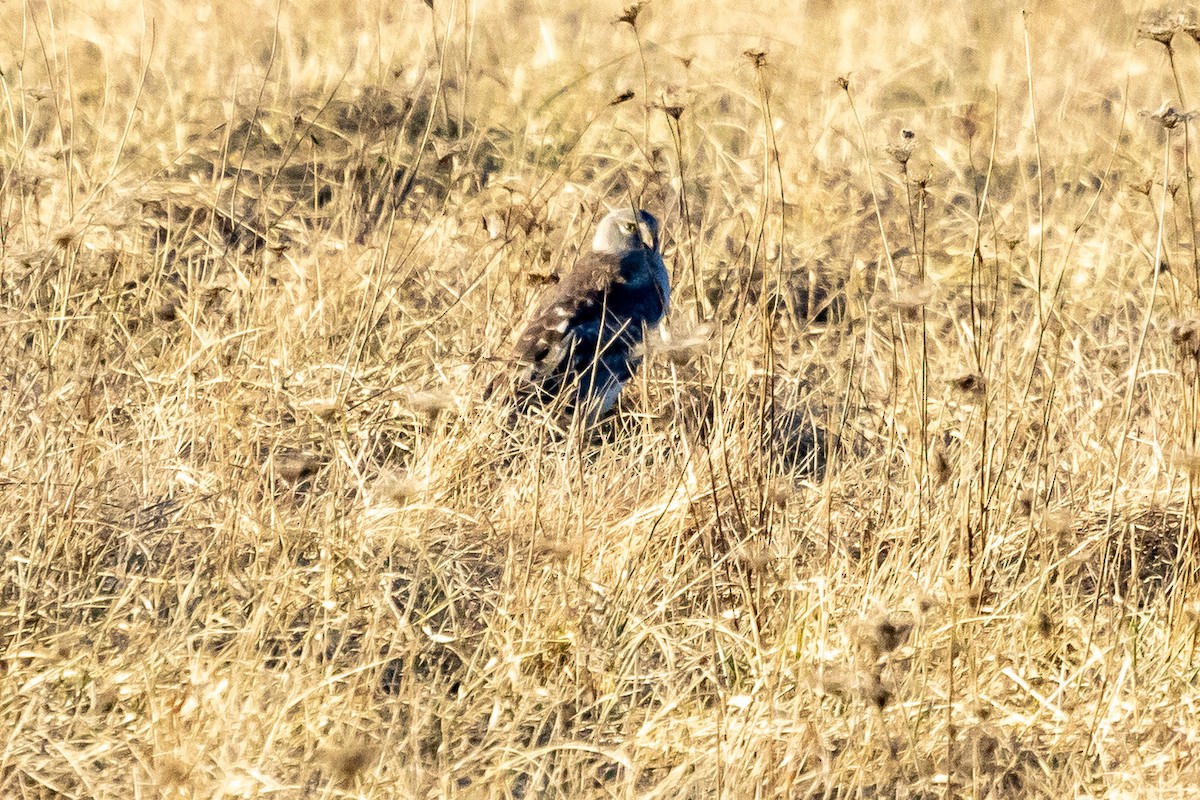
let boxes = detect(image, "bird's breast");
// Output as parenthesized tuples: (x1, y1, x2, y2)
(605, 281, 665, 326)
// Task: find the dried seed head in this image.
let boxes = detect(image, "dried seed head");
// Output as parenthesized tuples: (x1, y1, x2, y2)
(1148, 103, 1196, 130)
(1166, 447, 1200, 476)
(865, 615, 913, 656)
(52, 226, 80, 249)
(1016, 490, 1034, 517)
(1139, 9, 1196, 46)
(610, 89, 635, 106)
(885, 145, 911, 167)
(813, 665, 854, 701)
(318, 740, 380, 785)
(406, 388, 454, 416)
(155, 755, 191, 790)
(1139, 19, 1176, 46)
(885, 129, 915, 167)
(836, 75, 850, 92)
(890, 281, 936, 313)
(275, 451, 323, 482)
(744, 48, 768, 69)
(1130, 178, 1153, 196)
(732, 541, 772, 573)
(616, 2, 644, 27)
(865, 673, 892, 709)
(661, 103, 685, 120)
(1183, 598, 1200, 622)
(92, 684, 119, 714)
(155, 297, 182, 322)
(374, 470, 423, 504)
(949, 371, 986, 396)
(1167, 317, 1200, 360)
(534, 537, 579, 562)
(655, 322, 714, 365)
(303, 397, 341, 421)
(950, 371, 988, 398)
(954, 108, 979, 140)
(767, 482, 796, 507)
(1041, 508, 1076, 538)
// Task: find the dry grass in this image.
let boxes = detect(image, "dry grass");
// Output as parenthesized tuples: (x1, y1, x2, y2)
(3, 0, 1200, 796)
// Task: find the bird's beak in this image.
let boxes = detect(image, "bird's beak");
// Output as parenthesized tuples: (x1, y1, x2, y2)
(638, 226, 654, 251)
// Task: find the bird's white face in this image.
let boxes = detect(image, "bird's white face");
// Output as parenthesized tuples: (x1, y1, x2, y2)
(592, 208, 659, 255)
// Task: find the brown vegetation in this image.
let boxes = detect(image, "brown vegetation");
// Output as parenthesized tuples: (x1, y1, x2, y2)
(2, 0, 1200, 796)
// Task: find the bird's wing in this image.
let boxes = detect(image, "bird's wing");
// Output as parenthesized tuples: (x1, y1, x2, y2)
(514, 251, 624, 372)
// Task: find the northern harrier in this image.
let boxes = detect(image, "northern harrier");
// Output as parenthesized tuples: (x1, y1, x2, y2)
(511, 207, 670, 425)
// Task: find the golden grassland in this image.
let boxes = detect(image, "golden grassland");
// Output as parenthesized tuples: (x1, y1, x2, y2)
(4, 0, 1200, 796)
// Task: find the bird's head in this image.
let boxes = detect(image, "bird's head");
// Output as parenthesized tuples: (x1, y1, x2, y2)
(592, 208, 660, 255)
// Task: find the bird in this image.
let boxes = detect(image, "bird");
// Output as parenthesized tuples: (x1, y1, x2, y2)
(509, 207, 670, 426)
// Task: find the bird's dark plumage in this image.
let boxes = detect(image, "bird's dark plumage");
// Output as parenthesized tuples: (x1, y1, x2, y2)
(511, 208, 669, 424)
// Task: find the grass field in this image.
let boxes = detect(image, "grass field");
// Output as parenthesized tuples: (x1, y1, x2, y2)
(4, 0, 1200, 796)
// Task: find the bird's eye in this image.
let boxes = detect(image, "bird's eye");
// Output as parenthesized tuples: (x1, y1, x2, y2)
(623, 222, 637, 233)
